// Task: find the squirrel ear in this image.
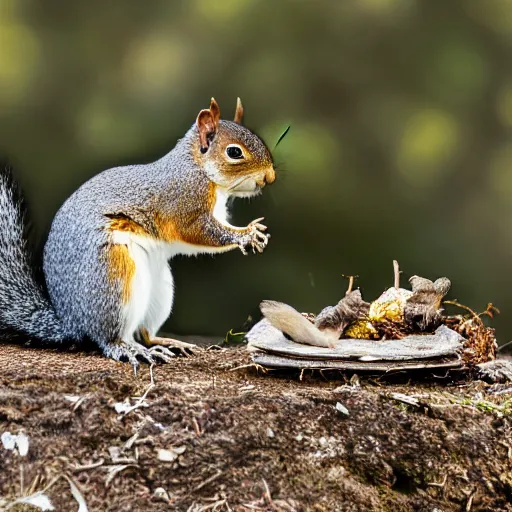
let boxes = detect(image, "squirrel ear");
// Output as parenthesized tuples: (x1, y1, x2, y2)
(234, 97, 244, 124)
(196, 109, 217, 153)
(196, 98, 221, 153)
(209, 97, 221, 127)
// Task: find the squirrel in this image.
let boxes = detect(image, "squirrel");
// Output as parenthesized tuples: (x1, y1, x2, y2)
(0, 98, 276, 368)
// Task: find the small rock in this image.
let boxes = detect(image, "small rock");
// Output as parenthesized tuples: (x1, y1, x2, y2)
(153, 487, 170, 501)
(108, 446, 121, 462)
(157, 445, 187, 462)
(335, 402, 349, 417)
(266, 427, 275, 438)
(1, 431, 29, 457)
(114, 399, 132, 414)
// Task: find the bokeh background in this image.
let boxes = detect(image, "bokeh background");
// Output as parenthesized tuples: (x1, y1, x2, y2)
(1, 0, 512, 344)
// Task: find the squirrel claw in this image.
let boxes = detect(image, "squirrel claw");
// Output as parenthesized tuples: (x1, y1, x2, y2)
(148, 345, 176, 363)
(238, 218, 270, 255)
(112, 338, 178, 369)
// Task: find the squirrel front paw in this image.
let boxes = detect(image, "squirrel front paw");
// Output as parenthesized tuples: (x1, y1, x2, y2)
(238, 217, 270, 255)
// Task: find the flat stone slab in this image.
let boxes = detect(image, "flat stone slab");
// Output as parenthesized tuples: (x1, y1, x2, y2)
(247, 320, 464, 365)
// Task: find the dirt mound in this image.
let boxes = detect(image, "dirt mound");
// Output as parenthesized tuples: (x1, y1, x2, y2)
(1, 344, 512, 511)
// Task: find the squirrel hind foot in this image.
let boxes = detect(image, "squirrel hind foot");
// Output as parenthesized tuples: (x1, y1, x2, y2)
(108, 338, 175, 370)
(146, 336, 198, 357)
(136, 328, 198, 357)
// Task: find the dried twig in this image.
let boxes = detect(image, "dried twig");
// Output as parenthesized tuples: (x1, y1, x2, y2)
(19, 463, 24, 497)
(115, 379, 155, 416)
(393, 260, 400, 289)
(27, 473, 41, 496)
(105, 464, 138, 487)
(192, 417, 202, 437)
(192, 470, 224, 492)
(70, 458, 105, 473)
(229, 363, 267, 373)
(261, 479, 274, 507)
(342, 274, 358, 295)
(427, 474, 448, 488)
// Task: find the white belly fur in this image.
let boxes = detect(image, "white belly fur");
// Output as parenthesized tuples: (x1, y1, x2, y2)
(111, 188, 236, 340)
(112, 232, 174, 341)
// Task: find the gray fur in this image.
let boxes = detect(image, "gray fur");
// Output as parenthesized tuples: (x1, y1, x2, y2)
(0, 171, 65, 342)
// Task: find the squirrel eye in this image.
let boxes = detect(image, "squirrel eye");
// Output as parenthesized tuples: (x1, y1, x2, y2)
(226, 145, 244, 160)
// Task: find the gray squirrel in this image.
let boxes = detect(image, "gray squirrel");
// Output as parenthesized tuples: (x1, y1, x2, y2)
(0, 98, 276, 367)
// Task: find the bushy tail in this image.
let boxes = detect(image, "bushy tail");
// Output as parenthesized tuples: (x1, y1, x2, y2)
(0, 167, 65, 342)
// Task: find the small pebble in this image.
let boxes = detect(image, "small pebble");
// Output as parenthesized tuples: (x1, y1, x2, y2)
(153, 487, 170, 501)
(335, 402, 349, 417)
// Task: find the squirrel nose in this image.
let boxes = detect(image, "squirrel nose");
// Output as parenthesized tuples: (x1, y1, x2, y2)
(264, 168, 276, 184)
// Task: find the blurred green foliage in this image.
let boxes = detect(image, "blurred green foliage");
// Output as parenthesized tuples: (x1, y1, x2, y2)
(1, 0, 512, 343)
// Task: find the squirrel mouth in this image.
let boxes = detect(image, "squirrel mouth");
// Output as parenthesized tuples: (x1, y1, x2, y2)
(227, 176, 263, 197)
(231, 186, 262, 199)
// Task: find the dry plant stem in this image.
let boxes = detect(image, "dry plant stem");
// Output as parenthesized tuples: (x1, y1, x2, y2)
(192, 416, 201, 437)
(229, 363, 267, 373)
(427, 475, 448, 488)
(262, 478, 274, 507)
(393, 260, 400, 288)
(342, 275, 357, 295)
(192, 470, 224, 492)
(19, 464, 23, 496)
(71, 459, 105, 473)
(444, 300, 484, 326)
(27, 473, 40, 495)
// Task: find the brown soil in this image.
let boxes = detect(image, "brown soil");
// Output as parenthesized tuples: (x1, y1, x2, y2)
(0, 343, 512, 511)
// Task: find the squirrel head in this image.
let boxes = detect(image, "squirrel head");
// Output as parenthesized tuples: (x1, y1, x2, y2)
(192, 98, 275, 197)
